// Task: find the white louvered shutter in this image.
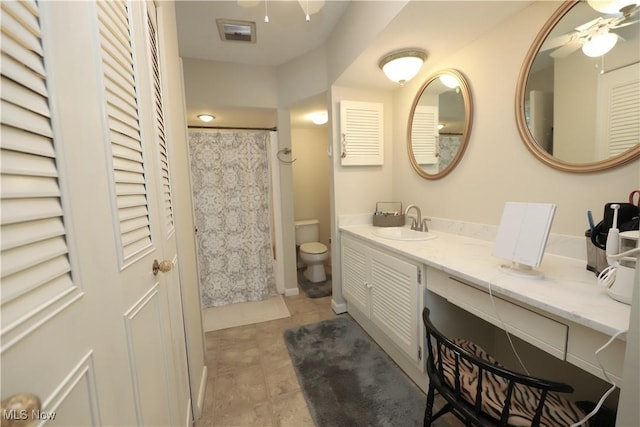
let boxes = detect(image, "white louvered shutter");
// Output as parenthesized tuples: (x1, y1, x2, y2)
(411, 105, 438, 165)
(340, 100, 383, 165)
(146, 5, 174, 237)
(97, 0, 153, 265)
(1, 0, 78, 348)
(597, 63, 640, 158)
(608, 79, 639, 157)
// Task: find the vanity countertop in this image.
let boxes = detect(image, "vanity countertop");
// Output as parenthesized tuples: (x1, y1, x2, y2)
(340, 224, 631, 338)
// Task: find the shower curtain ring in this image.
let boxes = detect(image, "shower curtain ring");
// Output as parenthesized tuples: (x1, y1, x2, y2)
(277, 148, 296, 163)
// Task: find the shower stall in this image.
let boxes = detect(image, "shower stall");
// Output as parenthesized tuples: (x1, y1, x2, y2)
(188, 129, 284, 308)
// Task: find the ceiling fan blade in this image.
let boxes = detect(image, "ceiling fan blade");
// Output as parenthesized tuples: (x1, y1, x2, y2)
(611, 19, 639, 28)
(621, 4, 640, 18)
(541, 32, 577, 51)
(550, 40, 583, 59)
(575, 17, 604, 32)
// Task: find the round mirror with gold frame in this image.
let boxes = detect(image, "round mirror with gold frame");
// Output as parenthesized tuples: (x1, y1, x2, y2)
(516, 0, 640, 173)
(408, 69, 473, 180)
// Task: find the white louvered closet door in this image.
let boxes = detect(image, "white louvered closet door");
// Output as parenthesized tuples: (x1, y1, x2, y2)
(1, 1, 103, 426)
(96, 0, 186, 425)
(1, 1, 188, 426)
(142, 1, 190, 421)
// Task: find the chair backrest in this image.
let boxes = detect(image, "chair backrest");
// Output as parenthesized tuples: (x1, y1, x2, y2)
(422, 308, 585, 427)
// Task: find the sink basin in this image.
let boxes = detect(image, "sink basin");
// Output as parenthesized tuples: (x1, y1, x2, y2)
(372, 227, 436, 241)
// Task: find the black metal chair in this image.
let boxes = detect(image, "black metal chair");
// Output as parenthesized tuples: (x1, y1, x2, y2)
(422, 308, 588, 427)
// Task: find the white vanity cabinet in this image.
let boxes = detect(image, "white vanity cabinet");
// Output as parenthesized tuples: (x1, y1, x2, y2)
(341, 233, 422, 365)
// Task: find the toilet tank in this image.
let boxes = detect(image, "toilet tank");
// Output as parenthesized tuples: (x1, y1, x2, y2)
(295, 219, 319, 245)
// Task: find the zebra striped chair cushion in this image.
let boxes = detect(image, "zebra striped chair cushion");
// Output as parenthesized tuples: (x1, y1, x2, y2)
(435, 338, 588, 426)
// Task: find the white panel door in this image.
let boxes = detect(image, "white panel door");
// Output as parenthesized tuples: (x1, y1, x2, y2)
(1, 1, 189, 426)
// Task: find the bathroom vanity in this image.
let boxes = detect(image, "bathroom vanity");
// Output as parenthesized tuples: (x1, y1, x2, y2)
(338, 222, 631, 393)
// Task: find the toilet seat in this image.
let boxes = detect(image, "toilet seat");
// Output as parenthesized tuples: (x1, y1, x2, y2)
(300, 242, 327, 255)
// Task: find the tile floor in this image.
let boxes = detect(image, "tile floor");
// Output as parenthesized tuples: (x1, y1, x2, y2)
(196, 280, 461, 427)
(195, 284, 336, 427)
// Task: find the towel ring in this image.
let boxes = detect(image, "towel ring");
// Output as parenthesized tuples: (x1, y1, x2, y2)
(277, 148, 296, 163)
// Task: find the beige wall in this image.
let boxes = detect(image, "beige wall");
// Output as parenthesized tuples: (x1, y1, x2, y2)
(390, 1, 639, 238)
(182, 58, 278, 109)
(292, 127, 331, 248)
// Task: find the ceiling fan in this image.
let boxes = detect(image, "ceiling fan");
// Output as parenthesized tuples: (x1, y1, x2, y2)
(540, 2, 639, 58)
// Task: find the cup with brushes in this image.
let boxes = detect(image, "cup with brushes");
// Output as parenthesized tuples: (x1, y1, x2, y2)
(590, 194, 640, 304)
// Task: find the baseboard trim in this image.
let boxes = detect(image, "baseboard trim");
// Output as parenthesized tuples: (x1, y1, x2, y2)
(284, 287, 299, 297)
(331, 299, 347, 314)
(195, 365, 207, 421)
(185, 398, 192, 427)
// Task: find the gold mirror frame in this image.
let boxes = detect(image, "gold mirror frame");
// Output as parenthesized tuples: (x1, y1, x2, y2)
(407, 69, 473, 180)
(515, 0, 640, 173)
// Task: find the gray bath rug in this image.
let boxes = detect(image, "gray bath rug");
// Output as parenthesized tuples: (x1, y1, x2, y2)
(297, 268, 332, 298)
(284, 316, 427, 427)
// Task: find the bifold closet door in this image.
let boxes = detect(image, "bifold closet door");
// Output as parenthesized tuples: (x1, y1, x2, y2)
(1, 1, 189, 425)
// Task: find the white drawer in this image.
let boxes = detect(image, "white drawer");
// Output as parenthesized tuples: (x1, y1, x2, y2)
(566, 323, 625, 384)
(446, 276, 568, 360)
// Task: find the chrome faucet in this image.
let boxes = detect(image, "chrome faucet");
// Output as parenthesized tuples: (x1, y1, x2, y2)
(405, 204, 431, 232)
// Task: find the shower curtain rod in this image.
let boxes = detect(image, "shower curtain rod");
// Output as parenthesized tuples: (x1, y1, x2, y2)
(188, 125, 277, 132)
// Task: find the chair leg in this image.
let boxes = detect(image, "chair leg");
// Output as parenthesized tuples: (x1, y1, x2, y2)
(424, 385, 436, 427)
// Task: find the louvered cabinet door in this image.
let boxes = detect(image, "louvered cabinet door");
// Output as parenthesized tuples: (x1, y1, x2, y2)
(340, 235, 370, 315)
(369, 247, 420, 363)
(339, 100, 384, 166)
(411, 105, 438, 166)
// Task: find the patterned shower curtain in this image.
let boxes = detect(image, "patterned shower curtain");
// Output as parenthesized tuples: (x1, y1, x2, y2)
(188, 130, 277, 308)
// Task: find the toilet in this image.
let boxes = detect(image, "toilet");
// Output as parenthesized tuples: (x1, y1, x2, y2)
(295, 219, 329, 283)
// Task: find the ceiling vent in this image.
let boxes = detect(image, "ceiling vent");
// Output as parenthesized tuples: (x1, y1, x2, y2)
(216, 19, 256, 43)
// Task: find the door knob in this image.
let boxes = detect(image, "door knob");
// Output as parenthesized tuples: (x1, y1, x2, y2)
(1, 393, 41, 427)
(152, 259, 173, 276)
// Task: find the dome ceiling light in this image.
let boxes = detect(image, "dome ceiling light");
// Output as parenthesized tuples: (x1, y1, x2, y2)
(378, 49, 427, 86)
(198, 114, 215, 123)
(308, 111, 328, 125)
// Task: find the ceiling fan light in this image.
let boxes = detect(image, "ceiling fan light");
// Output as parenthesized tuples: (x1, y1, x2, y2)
(582, 32, 618, 57)
(297, 0, 325, 16)
(198, 114, 215, 123)
(379, 50, 427, 85)
(587, 0, 637, 13)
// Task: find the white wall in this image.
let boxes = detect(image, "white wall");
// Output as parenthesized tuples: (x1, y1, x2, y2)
(554, 52, 598, 162)
(390, 1, 639, 238)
